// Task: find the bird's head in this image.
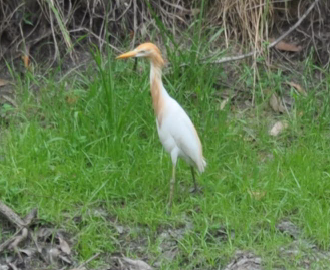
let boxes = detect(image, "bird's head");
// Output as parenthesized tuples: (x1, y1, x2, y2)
(116, 42, 164, 68)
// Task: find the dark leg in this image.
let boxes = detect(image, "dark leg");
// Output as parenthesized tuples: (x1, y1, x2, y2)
(190, 166, 198, 192)
(133, 58, 138, 71)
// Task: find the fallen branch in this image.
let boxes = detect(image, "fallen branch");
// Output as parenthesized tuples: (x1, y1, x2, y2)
(0, 201, 25, 228)
(210, 0, 321, 64)
(0, 201, 38, 254)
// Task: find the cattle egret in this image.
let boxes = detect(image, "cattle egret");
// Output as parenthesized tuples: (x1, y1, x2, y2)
(116, 42, 206, 208)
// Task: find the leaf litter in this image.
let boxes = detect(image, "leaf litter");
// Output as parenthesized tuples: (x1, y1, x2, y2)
(224, 250, 263, 270)
(0, 201, 76, 270)
(276, 220, 300, 240)
(120, 257, 152, 270)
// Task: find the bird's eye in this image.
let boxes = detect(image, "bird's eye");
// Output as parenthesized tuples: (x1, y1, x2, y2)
(140, 50, 146, 54)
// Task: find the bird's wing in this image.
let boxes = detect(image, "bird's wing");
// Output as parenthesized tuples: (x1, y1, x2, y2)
(166, 101, 204, 170)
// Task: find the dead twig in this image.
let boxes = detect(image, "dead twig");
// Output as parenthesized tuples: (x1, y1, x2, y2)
(68, 28, 122, 53)
(0, 228, 23, 253)
(110, 0, 132, 22)
(8, 262, 18, 270)
(208, 51, 255, 64)
(72, 252, 100, 270)
(268, 0, 321, 49)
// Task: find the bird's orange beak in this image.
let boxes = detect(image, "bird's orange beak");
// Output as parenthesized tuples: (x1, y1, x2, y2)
(116, 50, 137, 59)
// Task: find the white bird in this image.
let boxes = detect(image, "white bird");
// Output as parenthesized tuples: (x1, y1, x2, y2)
(116, 42, 206, 208)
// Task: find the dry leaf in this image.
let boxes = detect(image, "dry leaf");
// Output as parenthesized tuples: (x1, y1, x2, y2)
(269, 93, 285, 113)
(122, 257, 152, 270)
(248, 190, 267, 200)
(38, 227, 54, 240)
(275, 41, 302, 52)
(243, 127, 256, 142)
(49, 247, 61, 264)
(269, 121, 288, 136)
(1, 95, 17, 108)
(59, 237, 71, 255)
(220, 97, 229, 110)
(191, 8, 200, 15)
(19, 248, 36, 257)
(0, 79, 9, 87)
(22, 55, 30, 69)
(114, 224, 124, 234)
(7, 263, 17, 270)
(58, 254, 72, 264)
(270, 38, 302, 52)
(286, 81, 307, 96)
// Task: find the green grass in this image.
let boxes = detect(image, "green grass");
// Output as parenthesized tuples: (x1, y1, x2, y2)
(1, 43, 330, 269)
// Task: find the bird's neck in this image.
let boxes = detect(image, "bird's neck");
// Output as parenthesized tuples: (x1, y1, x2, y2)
(150, 62, 167, 123)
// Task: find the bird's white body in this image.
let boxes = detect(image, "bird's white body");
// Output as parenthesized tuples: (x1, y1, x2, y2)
(152, 66, 206, 173)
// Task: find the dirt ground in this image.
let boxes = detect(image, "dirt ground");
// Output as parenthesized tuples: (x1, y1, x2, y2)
(1, 202, 330, 270)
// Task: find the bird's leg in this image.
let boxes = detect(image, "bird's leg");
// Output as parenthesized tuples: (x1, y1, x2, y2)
(168, 164, 176, 210)
(189, 166, 202, 193)
(190, 166, 198, 192)
(133, 58, 138, 71)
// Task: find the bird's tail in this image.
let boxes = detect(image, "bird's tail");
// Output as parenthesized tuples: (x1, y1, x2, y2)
(197, 157, 207, 173)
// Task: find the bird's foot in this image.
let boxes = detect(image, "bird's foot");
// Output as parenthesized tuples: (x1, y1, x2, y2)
(189, 185, 203, 194)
